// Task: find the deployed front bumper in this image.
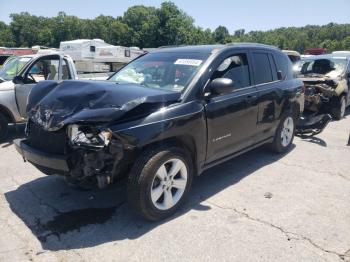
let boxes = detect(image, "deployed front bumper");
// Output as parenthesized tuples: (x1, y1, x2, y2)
(296, 114, 332, 138)
(14, 139, 70, 172)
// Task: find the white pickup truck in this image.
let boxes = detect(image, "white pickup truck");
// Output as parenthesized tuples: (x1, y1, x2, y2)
(0, 53, 78, 139)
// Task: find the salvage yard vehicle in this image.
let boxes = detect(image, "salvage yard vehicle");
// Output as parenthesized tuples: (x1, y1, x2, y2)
(297, 54, 350, 120)
(0, 53, 77, 139)
(283, 50, 301, 64)
(15, 44, 304, 221)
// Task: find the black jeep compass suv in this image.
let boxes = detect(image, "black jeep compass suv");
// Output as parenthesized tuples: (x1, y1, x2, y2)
(15, 44, 304, 220)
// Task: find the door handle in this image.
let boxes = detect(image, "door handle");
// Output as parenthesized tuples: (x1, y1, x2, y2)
(245, 95, 258, 104)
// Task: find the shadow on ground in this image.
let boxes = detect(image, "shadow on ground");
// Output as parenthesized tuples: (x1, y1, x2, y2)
(5, 144, 294, 251)
(299, 136, 327, 147)
(1, 124, 25, 148)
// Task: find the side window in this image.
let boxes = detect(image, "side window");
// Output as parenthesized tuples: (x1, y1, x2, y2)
(27, 58, 70, 82)
(274, 52, 293, 80)
(252, 52, 274, 85)
(62, 59, 71, 80)
(212, 53, 251, 89)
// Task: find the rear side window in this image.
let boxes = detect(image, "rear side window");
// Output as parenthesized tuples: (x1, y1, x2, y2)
(274, 52, 293, 79)
(252, 52, 274, 85)
(211, 53, 251, 89)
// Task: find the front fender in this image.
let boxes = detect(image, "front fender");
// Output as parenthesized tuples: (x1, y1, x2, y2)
(110, 101, 207, 171)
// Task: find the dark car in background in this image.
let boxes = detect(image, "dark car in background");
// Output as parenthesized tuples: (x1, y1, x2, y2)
(15, 44, 304, 221)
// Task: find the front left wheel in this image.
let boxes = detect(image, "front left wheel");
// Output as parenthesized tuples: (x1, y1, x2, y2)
(127, 146, 193, 221)
(0, 113, 9, 141)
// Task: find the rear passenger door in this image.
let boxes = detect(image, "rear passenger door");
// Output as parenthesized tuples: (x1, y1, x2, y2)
(251, 51, 284, 140)
(205, 52, 259, 163)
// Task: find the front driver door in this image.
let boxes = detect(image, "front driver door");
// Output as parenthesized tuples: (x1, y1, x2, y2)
(15, 55, 62, 118)
(205, 52, 259, 163)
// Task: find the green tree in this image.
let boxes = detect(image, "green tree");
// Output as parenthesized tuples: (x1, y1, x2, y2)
(123, 5, 159, 48)
(2, 3, 350, 52)
(213, 26, 230, 43)
(110, 20, 133, 46)
(157, 2, 196, 46)
(0, 21, 15, 46)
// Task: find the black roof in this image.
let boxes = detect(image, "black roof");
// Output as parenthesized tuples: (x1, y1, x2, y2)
(153, 43, 280, 54)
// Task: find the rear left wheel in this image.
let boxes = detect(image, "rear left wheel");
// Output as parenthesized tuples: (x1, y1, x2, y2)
(270, 113, 295, 153)
(127, 146, 193, 221)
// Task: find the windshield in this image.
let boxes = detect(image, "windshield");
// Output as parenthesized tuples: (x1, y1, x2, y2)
(297, 57, 348, 78)
(108, 52, 210, 92)
(0, 56, 32, 81)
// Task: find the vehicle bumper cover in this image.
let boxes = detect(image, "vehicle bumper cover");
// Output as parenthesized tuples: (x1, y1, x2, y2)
(14, 138, 70, 172)
(295, 114, 332, 137)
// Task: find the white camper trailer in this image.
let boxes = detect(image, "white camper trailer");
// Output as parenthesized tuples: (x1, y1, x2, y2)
(59, 39, 144, 73)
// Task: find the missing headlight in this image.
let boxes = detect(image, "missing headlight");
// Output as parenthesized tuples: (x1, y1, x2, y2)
(67, 124, 112, 149)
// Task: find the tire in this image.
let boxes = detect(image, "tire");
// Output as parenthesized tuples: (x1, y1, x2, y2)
(332, 95, 346, 120)
(127, 146, 193, 221)
(270, 112, 295, 153)
(0, 113, 9, 141)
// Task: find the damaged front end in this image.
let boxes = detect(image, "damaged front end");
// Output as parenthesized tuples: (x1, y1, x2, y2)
(66, 125, 124, 188)
(21, 120, 126, 189)
(15, 80, 181, 188)
(295, 56, 349, 137)
(302, 77, 346, 113)
(295, 78, 337, 137)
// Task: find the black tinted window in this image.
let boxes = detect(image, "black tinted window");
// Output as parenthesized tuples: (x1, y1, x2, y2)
(212, 53, 250, 89)
(274, 52, 293, 79)
(252, 52, 273, 85)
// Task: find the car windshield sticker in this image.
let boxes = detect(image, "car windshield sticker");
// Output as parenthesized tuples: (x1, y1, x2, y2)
(174, 59, 202, 66)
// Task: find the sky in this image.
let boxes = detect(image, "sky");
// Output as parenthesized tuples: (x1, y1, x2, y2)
(0, 0, 349, 32)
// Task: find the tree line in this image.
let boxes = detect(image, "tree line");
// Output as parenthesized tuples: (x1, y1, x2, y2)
(0, 1, 349, 53)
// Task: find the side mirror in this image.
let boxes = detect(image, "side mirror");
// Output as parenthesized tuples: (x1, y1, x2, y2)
(277, 70, 283, 80)
(12, 75, 24, 84)
(206, 78, 234, 96)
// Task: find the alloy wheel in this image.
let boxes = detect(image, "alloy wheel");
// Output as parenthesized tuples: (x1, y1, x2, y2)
(150, 158, 188, 210)
(281, 116, 294, 147)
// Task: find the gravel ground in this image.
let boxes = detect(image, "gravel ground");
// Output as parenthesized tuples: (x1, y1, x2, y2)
(0, 112, 349, 262)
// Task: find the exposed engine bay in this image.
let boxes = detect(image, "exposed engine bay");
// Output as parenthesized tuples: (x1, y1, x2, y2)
(302, 77, 346, 113)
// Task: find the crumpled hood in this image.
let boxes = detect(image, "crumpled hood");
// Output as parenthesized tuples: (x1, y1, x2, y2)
(27, 80, 181, 131)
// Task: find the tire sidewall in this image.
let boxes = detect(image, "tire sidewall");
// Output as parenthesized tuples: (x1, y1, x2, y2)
(273, 113, 295, 153)
(0, 114, 9, 140)
(129, 147, 193, 221)
(332, 95, 346, 120)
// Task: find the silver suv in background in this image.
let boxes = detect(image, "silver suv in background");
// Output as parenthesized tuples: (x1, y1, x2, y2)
(0, 53, 77, 139)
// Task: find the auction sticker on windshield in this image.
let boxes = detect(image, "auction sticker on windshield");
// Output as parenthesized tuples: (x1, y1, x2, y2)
(174, 59, 202, 66)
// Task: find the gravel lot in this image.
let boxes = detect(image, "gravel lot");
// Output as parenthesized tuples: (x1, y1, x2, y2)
(0, 112, 349, 262)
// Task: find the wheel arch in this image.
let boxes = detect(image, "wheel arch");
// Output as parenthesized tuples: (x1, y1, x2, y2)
(280, 98, 300, 122)
(0, 104, 15, 123)
(140, 135, 198, 175)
